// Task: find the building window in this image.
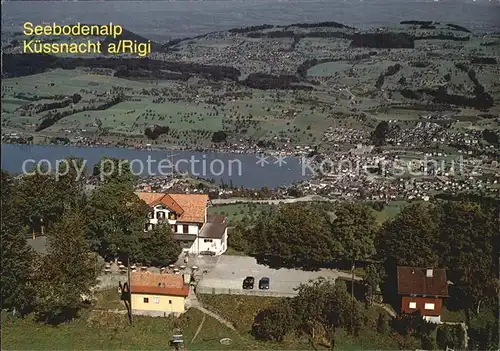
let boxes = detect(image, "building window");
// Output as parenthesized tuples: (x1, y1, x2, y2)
(409, 302, 417, 309)
(204, 239, 213, 243)
(169, 300, 172, 304)
(424, 303, 435, 310)
(174, 225, 178, 233)
(143, 297, 149, 303)
(153, 297, 159, 304)
(183, 225, 189, 234)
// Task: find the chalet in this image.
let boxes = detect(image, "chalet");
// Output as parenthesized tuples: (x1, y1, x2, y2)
(397, 266, 449, 323)
(130, 271, 189, 317)
(135, 192, 228, 256)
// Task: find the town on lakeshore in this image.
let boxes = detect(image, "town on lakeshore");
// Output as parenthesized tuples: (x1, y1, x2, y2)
(1, 9, 499, 351)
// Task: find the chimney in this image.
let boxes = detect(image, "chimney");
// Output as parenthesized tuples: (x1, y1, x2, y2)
(426, 269, 434, 278)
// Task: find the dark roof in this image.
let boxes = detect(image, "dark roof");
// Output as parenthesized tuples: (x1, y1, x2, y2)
(199, 214, 227, 239)
(397, 266, 448, 297)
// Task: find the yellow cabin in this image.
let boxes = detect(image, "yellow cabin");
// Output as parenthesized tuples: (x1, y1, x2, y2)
(130, 271, 189, 317)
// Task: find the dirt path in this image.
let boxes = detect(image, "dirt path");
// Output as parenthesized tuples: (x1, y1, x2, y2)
(190, 312, 206, 343)
(187, 289, 236, 331)
(192, 304, 236, 331)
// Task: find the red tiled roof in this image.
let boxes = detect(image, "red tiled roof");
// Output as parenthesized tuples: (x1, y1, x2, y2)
(401, 296, 443, 316)
(130, 271, 189, 297)
(135, 192, 208, 223)
(397, 266, 448, 297)
(170, 194, 208, 223)
(135, 192, 164, 206)
(159, 194, 184, 216)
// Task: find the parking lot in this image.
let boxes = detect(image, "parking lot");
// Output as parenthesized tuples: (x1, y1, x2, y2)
(192, 255, 359, 297)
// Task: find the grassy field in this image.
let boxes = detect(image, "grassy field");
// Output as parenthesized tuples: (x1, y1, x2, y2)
(372, 200, 410, 224)
(1, 68, 334, 147)
(2, 288, 255, 350)
(208, 203, 273, 224)
(2, 288, 416, 350)
(2, 308, 252, 350)
(208, 201, 407, 227)
(198, 294, 417, 350)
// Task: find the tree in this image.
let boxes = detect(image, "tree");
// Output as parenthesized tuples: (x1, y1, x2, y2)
(287, 187, 303, 198)
(86, 182, 149, 260)
(15, 169, 66, 233)
(294, 278, 365, 348)
(371, 121, 389, 145)
(469, 320, 499, 351)
(436, 324, 465, 350)
(0, 171, 36, 315)
(227, 223, 255, 254)
(140, 225, 181, 267)
(71, 93, 82, 104)
(438, 201, 497, 314)
(482, 129, 499, 146)
(330, 203, 377, 261)
(378, 203, 440, 267)
(34, 210, 97, 324)
(92, 157, 138, 185)
(54, 156, 87, 202)
(252, 203, 334, 268)
(211, 130, 228, 143)
(377, 312, 390, 334)
(365, 263, 385, 305)
(252, 298, 296, 342)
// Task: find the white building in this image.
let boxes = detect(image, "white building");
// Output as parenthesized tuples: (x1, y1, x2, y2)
(136, 192, 228, 256)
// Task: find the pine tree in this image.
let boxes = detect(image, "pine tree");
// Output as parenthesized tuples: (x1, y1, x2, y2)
(34, 209, 97, 323)
(0, 171, 36, 315)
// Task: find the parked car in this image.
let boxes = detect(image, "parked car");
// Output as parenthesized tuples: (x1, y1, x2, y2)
(259, 277, 270, 290)
(243, 276, 255, 289)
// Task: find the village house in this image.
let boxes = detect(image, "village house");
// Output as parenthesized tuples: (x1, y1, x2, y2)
(135, 192, 228, 256)
(397, 266, 449, 323)
(130, 271, 190, 317)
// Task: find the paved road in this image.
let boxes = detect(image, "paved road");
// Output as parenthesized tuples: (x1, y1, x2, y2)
(192, 255, 362, 297)
(96, 254, 363, 299)
(211, 195, 335, 205)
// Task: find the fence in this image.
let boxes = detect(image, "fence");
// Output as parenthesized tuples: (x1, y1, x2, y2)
(196, 285, 298, 298)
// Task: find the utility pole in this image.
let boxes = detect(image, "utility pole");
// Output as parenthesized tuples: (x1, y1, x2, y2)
(351, 233, 355, 335)
(351, 253, 355, 335)
(127, 252, 133, 326)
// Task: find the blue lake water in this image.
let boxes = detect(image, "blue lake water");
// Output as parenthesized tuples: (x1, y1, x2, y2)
(0, 144, 310, 188)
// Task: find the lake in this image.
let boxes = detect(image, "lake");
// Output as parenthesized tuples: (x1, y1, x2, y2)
(0, 143, 311, 188)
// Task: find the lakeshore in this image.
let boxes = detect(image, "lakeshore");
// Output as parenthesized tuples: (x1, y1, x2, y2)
(0, 143, 310, 189)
